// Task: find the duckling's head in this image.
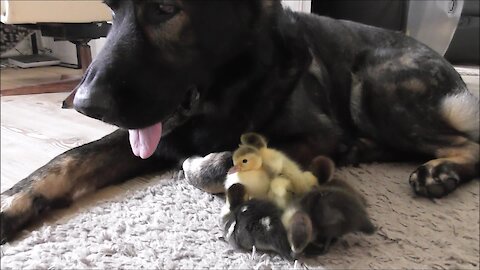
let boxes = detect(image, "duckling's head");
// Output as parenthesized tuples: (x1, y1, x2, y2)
(240, 132, 268, 149)
(233, 145, 263, 171)
(309, 155, 336, 184)
(286, 210, 313, 255)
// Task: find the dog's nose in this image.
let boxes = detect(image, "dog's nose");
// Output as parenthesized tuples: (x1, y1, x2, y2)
(73, 84, 113, 121)
(73, 61, 118, 121)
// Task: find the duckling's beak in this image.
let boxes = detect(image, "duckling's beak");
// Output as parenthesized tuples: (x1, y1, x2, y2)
(228, 165, 240, 174)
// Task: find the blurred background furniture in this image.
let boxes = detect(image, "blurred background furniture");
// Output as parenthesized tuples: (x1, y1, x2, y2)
(444, 0, 479, 64)
(312, 0, 478, 65)
(1, 0, 112, 98)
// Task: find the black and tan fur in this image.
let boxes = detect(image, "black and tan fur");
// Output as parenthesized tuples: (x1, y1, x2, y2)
(1, 0, 479, 244)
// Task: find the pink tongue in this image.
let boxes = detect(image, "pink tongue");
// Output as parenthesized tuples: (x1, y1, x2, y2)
(128, 122, 162, 159)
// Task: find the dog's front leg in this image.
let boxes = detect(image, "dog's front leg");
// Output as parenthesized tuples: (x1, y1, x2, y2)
(1, 129, 163, 244)
(182, 152, 233, 194)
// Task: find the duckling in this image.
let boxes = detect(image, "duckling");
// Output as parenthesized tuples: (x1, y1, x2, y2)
(282, 157, 376, 256)
(229, 139, 316, 209)
(223, 198, 293, 260)
(268, 176, 294, 209)
(309, 155, 367, 205)
(308, 155, 336, 184)
(228, 145, 271, 198)
(240, 132, 319, 195)
(225, 144, 295, 210)
(221, 145, 271, 217)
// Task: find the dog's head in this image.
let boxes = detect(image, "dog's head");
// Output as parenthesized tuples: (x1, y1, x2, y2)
(73, 0, 282, 158)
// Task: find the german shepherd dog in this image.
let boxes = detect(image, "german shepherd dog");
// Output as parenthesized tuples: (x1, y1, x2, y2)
(1, 0, 478, 244)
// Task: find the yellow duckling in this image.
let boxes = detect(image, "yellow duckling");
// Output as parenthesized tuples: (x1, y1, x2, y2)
(268, 176, 294, 209)
(222, 145, 271, 217)
(240, 133, 319, 195)
(229, 145, 271, 198)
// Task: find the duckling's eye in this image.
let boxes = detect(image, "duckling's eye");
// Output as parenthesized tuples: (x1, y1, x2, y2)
(242, 159, 248, 164)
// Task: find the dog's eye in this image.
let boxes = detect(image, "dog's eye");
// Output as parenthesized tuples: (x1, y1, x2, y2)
(146, 3, 179, 23)
(154, 4, 177, 15)
(242, 159, 248, 164)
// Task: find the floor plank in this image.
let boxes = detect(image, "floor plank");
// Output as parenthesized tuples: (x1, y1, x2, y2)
(0, 66, 83, 92)
(1, 93, 116, 192)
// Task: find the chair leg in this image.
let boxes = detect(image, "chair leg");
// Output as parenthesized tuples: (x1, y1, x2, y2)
(77, 42, 92, 73)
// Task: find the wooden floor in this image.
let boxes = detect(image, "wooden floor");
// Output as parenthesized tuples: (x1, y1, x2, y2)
(1, 93, 116, 192)
(0, 66, 82, 92)
(1, 66, 479, 192)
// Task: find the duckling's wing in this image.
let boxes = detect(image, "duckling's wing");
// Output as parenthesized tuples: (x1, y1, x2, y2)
(315, 203, 345, 227)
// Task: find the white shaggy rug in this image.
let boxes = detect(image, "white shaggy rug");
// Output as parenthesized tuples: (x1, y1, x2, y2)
(0, 171, 322, 269)
(1, 163, 478, 269)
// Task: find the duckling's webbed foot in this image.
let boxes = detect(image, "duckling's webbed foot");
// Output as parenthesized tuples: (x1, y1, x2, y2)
(303, 237, 337, 256)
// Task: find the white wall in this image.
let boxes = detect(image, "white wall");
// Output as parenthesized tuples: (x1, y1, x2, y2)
(282, 0, 312, 12)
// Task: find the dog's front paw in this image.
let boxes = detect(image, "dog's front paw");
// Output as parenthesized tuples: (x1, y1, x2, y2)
(182, 151, 232, 194)
(409, 161, 460, 198)
(1, 211, 21, 245)
(1, 192, 36, 244)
